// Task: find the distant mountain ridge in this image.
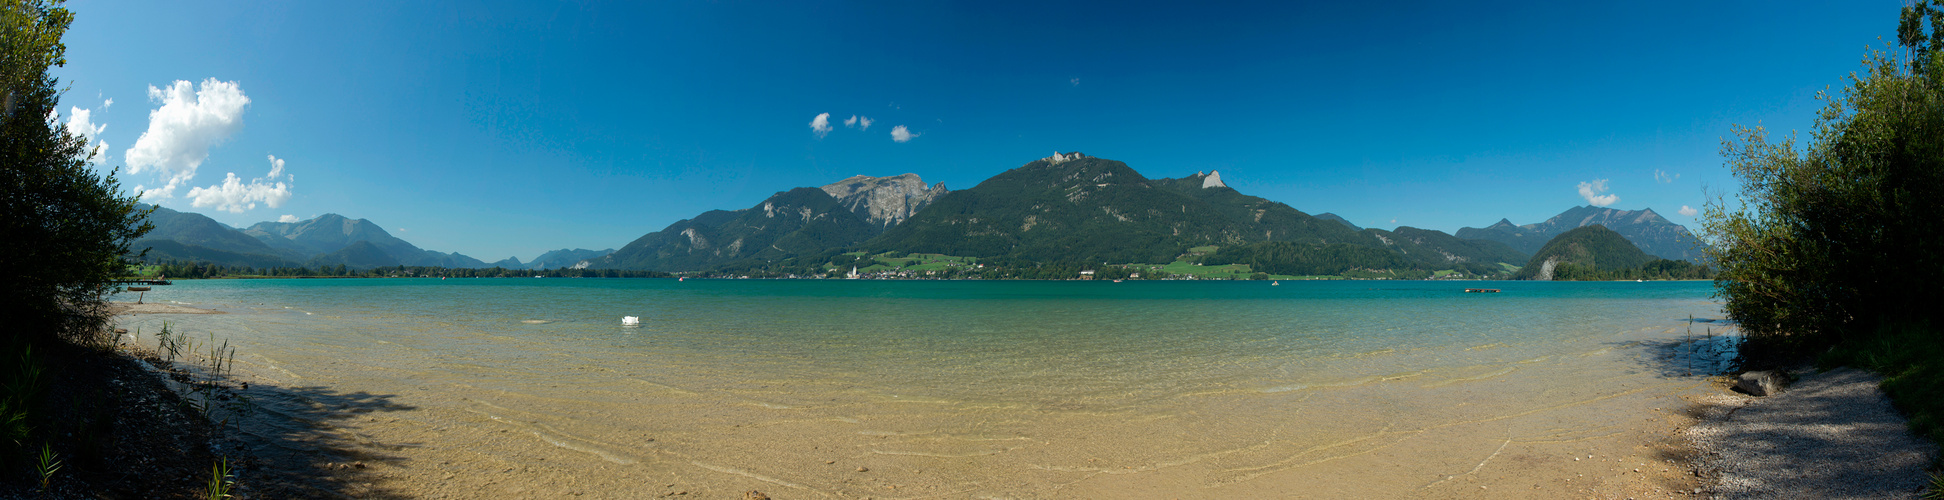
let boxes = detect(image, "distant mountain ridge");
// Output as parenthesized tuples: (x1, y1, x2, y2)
(1512, 225, 1659, 280)
(525, 248, 615, 269)
(1457, 206, 1702, 261)
(132, 205, 302, 266)
(245, 215, 491, 268)
(130, 206, 498, 270)
(587, 153, 1537, 274)
(584, 186, 883, 271)
(858, 154, 1377, 264)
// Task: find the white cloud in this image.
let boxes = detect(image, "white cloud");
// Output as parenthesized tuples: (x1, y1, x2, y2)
(1679, 205, 1699, 217)
(890, 125, 918, 143)
(1577, 179, 1619, 207)
(1071, 77, 1081, 86)
(842, 115, 873, 131)
(124, 78, 251, 199)
(102, 97, 112, 108)
(1654, 169, 1679, 183)
(186, 154, 292, 213)
(64, 106, 109, 164)
(278, 214, 299, 223)
(809, 112, 832, 138)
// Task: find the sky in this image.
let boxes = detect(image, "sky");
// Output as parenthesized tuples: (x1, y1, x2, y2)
(52, 1, 1902, 262)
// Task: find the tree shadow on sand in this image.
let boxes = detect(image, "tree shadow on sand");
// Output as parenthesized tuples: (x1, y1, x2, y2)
(183, 371, 419, 499)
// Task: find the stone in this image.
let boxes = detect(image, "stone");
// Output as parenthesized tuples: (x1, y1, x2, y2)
(1735, 370, 1787, 396)
(742, 491, 770, 500)
(820, 174, 949, 228)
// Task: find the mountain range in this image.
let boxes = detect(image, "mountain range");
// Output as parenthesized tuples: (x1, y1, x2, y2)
(131, 205, 601, 270)
(589, 153, 1545, 275)
(130, 152, 1706, 276)
(1457, 206, 1702, 261)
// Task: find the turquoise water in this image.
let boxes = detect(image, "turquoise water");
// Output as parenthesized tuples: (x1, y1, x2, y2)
(115, 278, 1727, 498)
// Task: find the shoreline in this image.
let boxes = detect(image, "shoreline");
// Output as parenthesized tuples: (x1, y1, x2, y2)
(103, 293, 1935, 499)
(98, 299, 1727, 498)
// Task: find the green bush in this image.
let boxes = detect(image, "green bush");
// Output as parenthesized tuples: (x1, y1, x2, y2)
(1702, 0, 1944, 355)
(2, 0, 152, 347)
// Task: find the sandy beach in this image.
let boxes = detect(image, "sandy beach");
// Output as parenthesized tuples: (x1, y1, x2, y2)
(102, 293, 1780, 499)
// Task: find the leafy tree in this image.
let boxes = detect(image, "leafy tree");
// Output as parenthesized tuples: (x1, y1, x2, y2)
(1702, 0, 1944, 353)
(2, 0, 150, 347)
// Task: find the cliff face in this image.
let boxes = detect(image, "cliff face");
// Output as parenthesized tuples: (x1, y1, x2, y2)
(820, 174, 948, 228)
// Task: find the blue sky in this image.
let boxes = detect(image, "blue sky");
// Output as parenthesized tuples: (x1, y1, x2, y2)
(54, 1, 1898, 262)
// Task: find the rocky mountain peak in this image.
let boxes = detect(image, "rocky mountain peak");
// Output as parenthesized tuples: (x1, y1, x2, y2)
(1202, 170, 1226, 188)
(1043, 151, 1087, 165)
(820, 173, 949, 227)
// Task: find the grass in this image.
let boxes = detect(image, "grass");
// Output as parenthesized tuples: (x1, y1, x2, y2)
(35, 443, 60, 492)
(205, 457, 234, 500)
(1818, 320, 1944, 471)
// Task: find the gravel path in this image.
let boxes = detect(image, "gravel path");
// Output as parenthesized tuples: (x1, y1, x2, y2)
(1685, 367, 1937, 499)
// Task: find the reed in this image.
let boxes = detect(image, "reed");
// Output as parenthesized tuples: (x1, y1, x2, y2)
(34, 443, 60, 492)
(204, 456, 234, 500)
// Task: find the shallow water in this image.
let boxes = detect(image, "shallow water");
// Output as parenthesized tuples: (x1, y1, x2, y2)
(115, 278, 1729, 498)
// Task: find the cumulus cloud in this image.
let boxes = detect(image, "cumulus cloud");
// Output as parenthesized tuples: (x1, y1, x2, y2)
(278, 214, 299, 223)
(1654, 169, 1679, 183)
(890, 125, 918, 143)
(1679, 205, 1698, 217)
(809, 112, 832, 138)
(125, 78, 250, 200)
(186, 154, 292, 213)
(1577, 179, 1619, 207)
(64, 106, 109, 164)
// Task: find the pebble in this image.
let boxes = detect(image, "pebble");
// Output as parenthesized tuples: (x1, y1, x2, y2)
(857, 467, 869, 472)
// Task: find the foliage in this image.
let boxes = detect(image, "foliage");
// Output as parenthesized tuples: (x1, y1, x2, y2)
(1701, 0, 1944, 353)
(1, 0, 152, 347)
(204, 457, 234, 500)
(0, 342, 44, 475)
(34, 442, 58, 491)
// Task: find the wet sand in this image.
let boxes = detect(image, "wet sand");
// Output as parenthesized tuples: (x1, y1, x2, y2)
(112, 300, 1731, 499)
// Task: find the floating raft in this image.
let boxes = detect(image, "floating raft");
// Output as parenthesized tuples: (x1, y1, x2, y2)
(1464, 288, 1501, 293)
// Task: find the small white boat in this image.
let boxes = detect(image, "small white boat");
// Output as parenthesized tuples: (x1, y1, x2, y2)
(1271, 281, 1280, 286)
(622, 316, 641, 326)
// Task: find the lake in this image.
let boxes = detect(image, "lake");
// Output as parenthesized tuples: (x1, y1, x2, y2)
(114, 278, 1731, 498)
